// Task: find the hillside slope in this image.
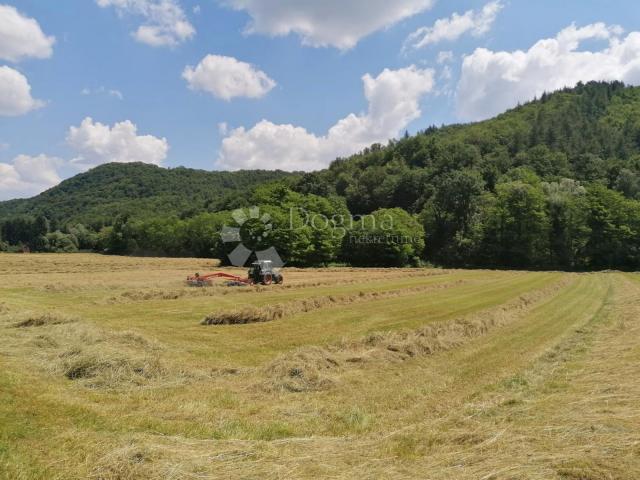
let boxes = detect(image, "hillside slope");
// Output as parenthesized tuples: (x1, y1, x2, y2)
(299, 81, 640, 214)
(0, 163, 296, 226)
(2, 81, 639, 224)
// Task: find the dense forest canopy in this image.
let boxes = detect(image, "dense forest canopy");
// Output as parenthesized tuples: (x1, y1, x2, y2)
(0, 163, 296, 227)
(1, 81, 640, 269)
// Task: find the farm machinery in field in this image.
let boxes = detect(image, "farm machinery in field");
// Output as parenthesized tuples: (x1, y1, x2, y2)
(186, 260, 283, 287)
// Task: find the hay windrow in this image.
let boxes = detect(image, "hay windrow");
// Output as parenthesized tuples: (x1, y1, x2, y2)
(37, 283, 97, 293)
(88, 442, 156, 480)
(60, 348, 165, 386)
(53, 343, 169, 389)
(42, 325, 170, 388)
(201, 280, 469, 325)
(105, 269, 458, 304)
(263, 346, 340, 392)
(12, 313, 78, 328)
(7, 314, 170, 388)
(263, 276, 575, 392)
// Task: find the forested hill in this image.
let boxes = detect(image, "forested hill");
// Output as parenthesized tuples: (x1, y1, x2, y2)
(299, 80, 640, 213)
(2, 81, 640, 269)
(0, 163, 296, 227)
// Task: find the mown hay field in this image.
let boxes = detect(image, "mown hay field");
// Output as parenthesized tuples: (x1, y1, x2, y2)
(1, 253, 639, 479)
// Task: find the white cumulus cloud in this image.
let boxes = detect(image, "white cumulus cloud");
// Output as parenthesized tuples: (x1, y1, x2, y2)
(67, 117, 169, 170)
(96, 0, 195, 47)
(224, 0, 435, 50)
(406, 0, 503, 50)
(0, 66, 44, 116)
(0, 154, 62, 200)
(183, 55, 276, 100)
(217, 65, 435, 171)
(456, 23, 640, 121)
(0, 4, 55, 62)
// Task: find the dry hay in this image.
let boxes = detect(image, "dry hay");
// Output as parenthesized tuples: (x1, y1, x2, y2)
(12, 312, 78, 328)
(45, 326, 168, 388)
(107, 285, 256, 303)
(6, 312, 171, 389)
(106, 269, 458, 304)
(37, 283, 94, 293)
(263, 277, 574, 392)
(59, 347, 165, 386)
(88, 441, 157, 480)
(114, 288, 202, 302)
(63, 275, 638, 480)
(0, 252, 219, 276)
(201, 280, 468, 325)
(263, 346, 340, 392)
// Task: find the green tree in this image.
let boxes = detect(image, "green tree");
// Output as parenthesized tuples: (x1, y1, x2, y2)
(543, 179, 590, 268)
(483, 181, 549, 267)
(184, 212, 230, 258)
(615, 168, 640, 199)
(424, 169, 485, 265)
(66, 224, 98, 250)
(250, 183, 349, 266)
(584, 185, 639, 268)
(45, 231, 79, 253)
(342, 208, 424, 267)
(103, 215, 136, 254)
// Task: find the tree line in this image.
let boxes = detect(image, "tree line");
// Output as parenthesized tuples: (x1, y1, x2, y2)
(2, 175, 639, 269)
(2, 81, 640, 269)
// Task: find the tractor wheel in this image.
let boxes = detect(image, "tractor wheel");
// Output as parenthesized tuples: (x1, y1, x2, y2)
(275, 274, 283, 284)
(262, 273, 273, 285)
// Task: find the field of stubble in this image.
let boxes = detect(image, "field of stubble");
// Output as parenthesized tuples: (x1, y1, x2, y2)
(0, 253, 639, 479)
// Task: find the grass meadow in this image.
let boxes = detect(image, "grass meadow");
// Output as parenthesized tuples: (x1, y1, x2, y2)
(1, 254, 639, 479)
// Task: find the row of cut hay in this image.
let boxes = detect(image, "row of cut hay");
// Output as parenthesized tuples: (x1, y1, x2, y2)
(262, 276, 574, 392)
(38, 283, 79, 292)
(59, 326, 168, 388)
(48, 327, 168, 388)
(12, 312, 78, 328)
(3, 310, 175, 389)
(105, 269, 458, 304)
(201, 279, 469, 325)
(87, 440, 158, 480)
(0, 253, 218, 276)
(59, 347, 166, 385)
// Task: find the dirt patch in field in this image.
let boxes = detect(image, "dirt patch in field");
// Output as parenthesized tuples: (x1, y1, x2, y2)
(201, 280, 468, 325)
(263, 277, 574, 392)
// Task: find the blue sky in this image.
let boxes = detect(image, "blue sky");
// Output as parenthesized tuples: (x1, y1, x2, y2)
(1, 0, 640, 199)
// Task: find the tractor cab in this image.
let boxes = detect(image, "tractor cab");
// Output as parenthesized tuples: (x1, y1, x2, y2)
(247, 260, 283, 285)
